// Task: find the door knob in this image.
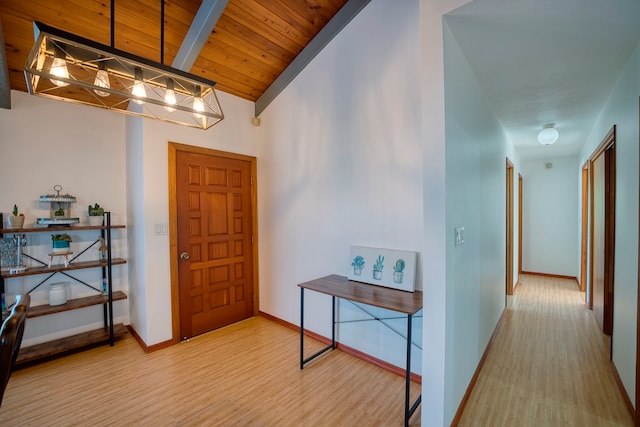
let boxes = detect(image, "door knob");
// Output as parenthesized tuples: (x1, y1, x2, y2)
(180, 252, 190, 260)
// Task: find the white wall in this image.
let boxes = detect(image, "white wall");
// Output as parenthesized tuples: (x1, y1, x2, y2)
(420, 1, 471, 423)
(578, 40, 639, 407)
(258, 0, 425, 373)
(521, 156, 579, 277)
(125, 114, 146, 341)
(258, 0, 514, 424)
(0, 91, 128, 345)
(442, 19, 517, 422)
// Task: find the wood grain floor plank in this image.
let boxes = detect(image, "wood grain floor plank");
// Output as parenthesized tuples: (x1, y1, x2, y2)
(0, 316, 420, 426)
(458, 274, 634, 426)
(4, 274, 626, 426)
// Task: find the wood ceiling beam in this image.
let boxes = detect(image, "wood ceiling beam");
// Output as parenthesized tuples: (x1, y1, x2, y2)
(254, 0, 372, 117)
(172, 0, 229, 72)
(0, 18, 12, 109)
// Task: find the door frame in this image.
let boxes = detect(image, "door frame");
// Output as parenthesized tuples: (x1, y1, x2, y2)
(580, 163, 588, 293)
(636, 97, 640, 426)
(168, 142, 259, 344)
(518, 173, 523, 276)
(588, 125, 616, 333)
(506, 158, 514, 296)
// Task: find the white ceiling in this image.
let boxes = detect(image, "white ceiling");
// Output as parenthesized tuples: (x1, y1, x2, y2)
(444, 0, 640, 160)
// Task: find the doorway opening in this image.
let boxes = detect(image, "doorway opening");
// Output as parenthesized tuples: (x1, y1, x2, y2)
(518, 173, 523, 278)
(506, 158, 514, 297)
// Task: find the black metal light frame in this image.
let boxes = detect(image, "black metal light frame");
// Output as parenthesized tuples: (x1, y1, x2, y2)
(24, 21, 224, 129)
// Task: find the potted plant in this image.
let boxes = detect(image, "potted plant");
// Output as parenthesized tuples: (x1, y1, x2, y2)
(393, 259, 405, 284)
(7, 204, 25, 228)
(88, 203, 105, 226)
(351, 255, 365, 276)
(51, 233, 72, 253)
(372, 255, 384, 280)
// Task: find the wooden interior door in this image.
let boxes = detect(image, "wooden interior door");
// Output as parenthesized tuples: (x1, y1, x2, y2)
(603, 143, 616, 334)
(589, 126, 616, 336)
(176, 149, 255, 339)
(592, 152, 606, 330)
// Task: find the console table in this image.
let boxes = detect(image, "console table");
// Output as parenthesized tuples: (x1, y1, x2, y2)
(298, 274, 423, 426)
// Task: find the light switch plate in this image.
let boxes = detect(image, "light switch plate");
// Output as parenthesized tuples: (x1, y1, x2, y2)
(455, 226, 465, 246)
(154, 223, 168, 235)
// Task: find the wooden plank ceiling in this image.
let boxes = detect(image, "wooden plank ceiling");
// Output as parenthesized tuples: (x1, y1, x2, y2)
(0, 0, 347, 103)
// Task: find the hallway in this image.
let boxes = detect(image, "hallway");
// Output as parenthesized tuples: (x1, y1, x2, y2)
(458, 274, 634, 426)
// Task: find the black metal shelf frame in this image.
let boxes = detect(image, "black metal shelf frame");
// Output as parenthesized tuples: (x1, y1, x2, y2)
(0, 212, 120, 346)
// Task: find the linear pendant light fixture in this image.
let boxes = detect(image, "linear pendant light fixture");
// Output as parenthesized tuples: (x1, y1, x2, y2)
(24, 21, 223, 129)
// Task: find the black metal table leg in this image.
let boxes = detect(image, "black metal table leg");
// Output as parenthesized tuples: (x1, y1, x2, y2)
(405, 313, 422, 426)
(300, 288, 334, 368)
(331, 295, 336, 348)
(405, 314, 412, 426)
(300, 287, 305, 369)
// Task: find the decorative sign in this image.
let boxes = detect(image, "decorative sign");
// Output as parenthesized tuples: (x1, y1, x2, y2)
(347, 245, 417, 292)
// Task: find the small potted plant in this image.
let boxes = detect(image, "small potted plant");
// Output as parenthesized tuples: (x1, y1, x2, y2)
(51, 233, 72, 253)
(393, 259, 405, 284)
(372, 255, 384, 280)
(7, 204, 25, 228)
(351, 255, 365, 276)
(88, 203, 105, 226)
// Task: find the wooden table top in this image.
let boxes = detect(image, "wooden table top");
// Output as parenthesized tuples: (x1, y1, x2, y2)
(298, 274, 423, 315)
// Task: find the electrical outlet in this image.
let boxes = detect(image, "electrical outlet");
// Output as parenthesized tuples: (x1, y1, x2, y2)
(455, 226, 465, 246)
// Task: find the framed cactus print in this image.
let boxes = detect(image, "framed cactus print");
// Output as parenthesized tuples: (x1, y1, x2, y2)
(347, 245, 417, 292)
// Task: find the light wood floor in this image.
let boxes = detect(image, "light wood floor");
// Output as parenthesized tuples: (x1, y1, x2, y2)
(0, 316, 421, 426)
(458, 274, 634, 426)
(2, 274, 634, 426)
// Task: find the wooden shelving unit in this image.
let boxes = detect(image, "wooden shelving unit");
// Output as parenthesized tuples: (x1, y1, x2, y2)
(1, 259, 126, 278)
(26, 291, 128, 318)
(16, 323, 128, 365)
(0, 212, 128, 364)
(0, 224, 125, 234)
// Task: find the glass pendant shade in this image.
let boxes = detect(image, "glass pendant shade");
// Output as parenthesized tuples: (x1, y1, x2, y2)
(50, 46, 69, 87)
(132, 67, 146, 104)
(93, 62, 110, 97)
(193, 86, 205, 118)
(164, 78, 176, 112)
(24, 21, 224, 129)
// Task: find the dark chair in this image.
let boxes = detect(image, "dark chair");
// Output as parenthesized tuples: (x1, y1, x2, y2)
(0, 294, 30, 407)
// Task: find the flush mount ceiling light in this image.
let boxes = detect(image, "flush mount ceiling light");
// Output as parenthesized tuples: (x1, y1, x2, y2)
(24, 21, 223, 130)
(537, 123, 559, 145)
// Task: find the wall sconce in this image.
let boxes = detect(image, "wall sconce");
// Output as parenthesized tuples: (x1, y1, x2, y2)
(537, 123, 559, 145)
(24, 22, 224, 130)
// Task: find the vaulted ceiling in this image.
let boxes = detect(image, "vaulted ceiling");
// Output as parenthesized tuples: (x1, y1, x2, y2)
(3, 1, 639, 161)
(0, 0, 355, 115)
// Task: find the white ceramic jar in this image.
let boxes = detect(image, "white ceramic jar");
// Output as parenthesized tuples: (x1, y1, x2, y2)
(49, 284, 68, 306)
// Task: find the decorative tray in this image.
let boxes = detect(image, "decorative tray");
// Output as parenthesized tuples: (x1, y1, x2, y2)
(39, 184, 77, 203)
(36, 218, 80, 226)
(39, 195, 77, 203)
